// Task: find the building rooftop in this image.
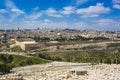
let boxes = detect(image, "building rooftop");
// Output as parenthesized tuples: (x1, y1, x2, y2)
(71, 67, 86, 71)
(21, 41, 36, 44)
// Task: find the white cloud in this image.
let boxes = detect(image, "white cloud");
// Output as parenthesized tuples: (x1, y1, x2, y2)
(95, 19, 115, 24)
(76, 0, 88, 6)
(1, 19, 120, 31)
(47, 13, 63, 17)
(26, 8, 63, 20)
(3, 0, 25, 22)
(5, 0, 16, 9)
(0, 20, 89, 29)
(5, 0, 24, 14)
(112, 0, 120, 9)
(11, 8, 24, 14)
(70, 0, 89, 7)
(81, 14, 99, 18)
(46, 8, 57, 14)
(114, 4, 120, 9)
(28, 12, 42, 20)
(44, 19, 52, 23)
(76, 3, 111, 18)
(93, 19, 120, 31)
(112, 0, 120, 4)
(0, 9, 8, 13)
(45, 8, 63, 17)
(27, 7, 40, 20)
(60, 6, 75, 15)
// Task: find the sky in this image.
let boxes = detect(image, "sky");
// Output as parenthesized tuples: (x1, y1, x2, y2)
(0, 0, 120, 31)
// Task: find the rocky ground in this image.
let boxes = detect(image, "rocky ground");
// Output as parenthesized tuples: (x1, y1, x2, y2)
(12, 61, 120, 80)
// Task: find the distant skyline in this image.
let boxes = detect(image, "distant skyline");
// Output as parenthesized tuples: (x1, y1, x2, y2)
(0, 0, 120, 31)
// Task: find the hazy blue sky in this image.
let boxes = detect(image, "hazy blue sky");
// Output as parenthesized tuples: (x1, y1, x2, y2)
(0, 0, 120, 31)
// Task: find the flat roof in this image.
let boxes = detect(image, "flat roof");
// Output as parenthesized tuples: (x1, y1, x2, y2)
(21, 41, 36, 44)
(71, 67, 86, 71)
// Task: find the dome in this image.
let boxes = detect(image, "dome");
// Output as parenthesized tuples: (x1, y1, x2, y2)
(57, 32, 62, 36)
